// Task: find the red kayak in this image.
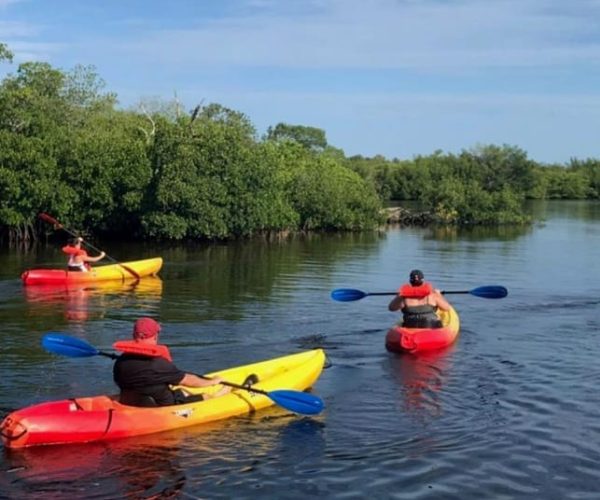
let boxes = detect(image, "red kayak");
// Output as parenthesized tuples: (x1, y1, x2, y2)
(21, 258, 162, 285)
(385, 307, 460, 354)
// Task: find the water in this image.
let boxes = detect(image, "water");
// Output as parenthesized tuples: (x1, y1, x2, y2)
(0, 201, 599, 499)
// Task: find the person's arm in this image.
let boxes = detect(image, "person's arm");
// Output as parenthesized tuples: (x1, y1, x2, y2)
(178, 373, 225, 388)
(83, 251, 106, 263)
(388, 295, 404, 312)
(432, 289, 451, 311)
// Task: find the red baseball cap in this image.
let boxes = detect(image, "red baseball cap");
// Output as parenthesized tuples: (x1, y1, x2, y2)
(133, 317, 161, 340)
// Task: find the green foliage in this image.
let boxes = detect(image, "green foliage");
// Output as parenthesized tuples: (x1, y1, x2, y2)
(0, 60, 149, 238)
(345, 155, 401, 200)
(0, 132, 75, 228)
(143, 119, 230, 240)
(536, 166, 589, 199)
(458, 144, 536, 194)
(266, 123, 328, 152)
(141, 114, 381, 239)
(421, 178, 529, 224)
(349, 145, 551, 224)
(567, 158, 600, 199)
(1, 53, 598, 241)
(63, 64, 117, 110)
(289, 153, 383, 230)
(0, 43, 13, 63)
(61, 111, 152, 233)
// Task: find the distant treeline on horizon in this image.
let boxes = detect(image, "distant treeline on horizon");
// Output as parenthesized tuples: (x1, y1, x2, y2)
(1, 43, 599, 243)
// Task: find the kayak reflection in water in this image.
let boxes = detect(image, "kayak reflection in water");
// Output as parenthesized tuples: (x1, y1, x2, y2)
(2, 436, 187, 499)
(387, 269, 451, 328)
(62, 236, 106, 272)
(113, 318, 231, 407)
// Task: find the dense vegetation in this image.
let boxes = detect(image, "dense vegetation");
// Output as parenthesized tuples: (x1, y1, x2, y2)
(1, 43, 598, 242)
(346, 147, 600, 225)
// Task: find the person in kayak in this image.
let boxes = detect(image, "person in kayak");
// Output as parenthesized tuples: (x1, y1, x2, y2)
(62, 237, 106, 272)
(388, 269, 451, 328)
(113, 317, 231, 407)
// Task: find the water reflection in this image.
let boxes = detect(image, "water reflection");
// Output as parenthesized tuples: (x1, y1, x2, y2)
(0, 407, 327, 498)
(426, 224, 533, 242)
(385, 347, 455, 420)
(3, 432, 186, 499)
(1, 200, 599, 498)
(525, 199, 600, 221)
(22, 277, 163, 323)
(271, 416, 326, 467)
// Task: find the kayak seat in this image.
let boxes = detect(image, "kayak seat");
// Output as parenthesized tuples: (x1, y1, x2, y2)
(402, 318, 443, 328)
(119, 390, 158, 408)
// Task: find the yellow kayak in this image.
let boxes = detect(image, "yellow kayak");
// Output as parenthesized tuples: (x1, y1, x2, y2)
(1, 349, 326, 448)
(21, 257, 163, 285)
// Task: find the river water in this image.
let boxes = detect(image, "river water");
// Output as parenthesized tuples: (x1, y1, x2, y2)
(0, 201, 598, 499)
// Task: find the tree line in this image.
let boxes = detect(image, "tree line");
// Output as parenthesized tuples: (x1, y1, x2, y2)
(1, 43, 598, 243)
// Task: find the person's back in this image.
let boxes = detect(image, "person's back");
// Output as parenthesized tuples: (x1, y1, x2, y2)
(113, 352, 185, 406)
(388, 269, 451, 328)
(113, 317, 230, 407)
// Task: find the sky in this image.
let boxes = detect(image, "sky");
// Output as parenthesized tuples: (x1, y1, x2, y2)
(1, 0, 600, 164)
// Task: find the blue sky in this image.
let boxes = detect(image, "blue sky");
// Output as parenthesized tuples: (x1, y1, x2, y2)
(1, 0, 600, 164)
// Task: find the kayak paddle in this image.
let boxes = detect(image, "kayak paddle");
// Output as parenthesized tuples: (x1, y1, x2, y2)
(38, 213, 141, 280)
(41, 333, 325, 416)
(331, 285, 508, 302)
(42, 333, 118, 358)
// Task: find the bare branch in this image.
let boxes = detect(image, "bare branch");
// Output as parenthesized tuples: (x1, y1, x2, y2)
(138, 103, 156, 144)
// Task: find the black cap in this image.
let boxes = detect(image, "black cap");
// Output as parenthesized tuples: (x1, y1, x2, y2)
(409, 269, 424, 285)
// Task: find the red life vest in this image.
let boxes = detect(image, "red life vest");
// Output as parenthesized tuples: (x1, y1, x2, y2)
(399, 282, 433, 298)
(62, 245, 87, 257)
(63, 246, 91, 271)
(113, 340, 173, 362)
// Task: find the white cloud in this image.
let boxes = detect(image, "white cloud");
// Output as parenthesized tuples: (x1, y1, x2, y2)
(105, 0, 600, 71)
(2, 0, 599, 162)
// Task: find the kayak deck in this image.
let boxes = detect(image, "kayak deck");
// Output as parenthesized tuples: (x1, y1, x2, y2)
(0, 349, 326, 448)
(21, 257, 163, 285)
(385, 307, 460, 354)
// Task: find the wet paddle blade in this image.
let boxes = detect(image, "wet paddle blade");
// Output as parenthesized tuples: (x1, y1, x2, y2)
(330, 288, 369, 302)
(469, 285, 508, 299)
(38, 212, 61, 226)
(42, 333, 100, 358)
(267, 390, 325, 415)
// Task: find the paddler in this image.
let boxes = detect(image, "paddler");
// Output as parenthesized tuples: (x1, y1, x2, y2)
(62, 236, 106, 272)
(113, 318, 232, 407)
(388, 269, 451, 328)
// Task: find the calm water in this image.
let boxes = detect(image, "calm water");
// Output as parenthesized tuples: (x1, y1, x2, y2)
(0, 201, 599, 499)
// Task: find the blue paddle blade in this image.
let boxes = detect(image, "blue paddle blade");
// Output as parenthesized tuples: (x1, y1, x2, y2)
(42, 333, 99, 358)
(470, 285, 508, 299)
(268, 390, 325, 415)
(330, 288, 368, 302)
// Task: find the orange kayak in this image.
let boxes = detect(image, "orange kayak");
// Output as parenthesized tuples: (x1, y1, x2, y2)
(0, 349, 325, 449)
(385, 307, 460, 354)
